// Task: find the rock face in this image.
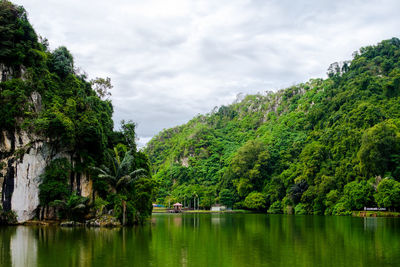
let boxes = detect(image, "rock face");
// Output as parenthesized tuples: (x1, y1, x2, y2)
(0, 129, 93, 222)
(11, 139, 47, 222)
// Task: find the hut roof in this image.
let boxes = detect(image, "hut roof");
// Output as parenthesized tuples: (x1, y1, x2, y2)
(173, 203, 183, 206)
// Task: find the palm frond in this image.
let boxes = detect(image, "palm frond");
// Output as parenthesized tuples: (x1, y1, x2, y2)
(116, 175, 131, 189)
(129, 168, 147, 178)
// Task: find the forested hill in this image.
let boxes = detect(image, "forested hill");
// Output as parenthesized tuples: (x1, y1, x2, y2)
(146, 38, 400, 215)
(0, 1, 154, 224)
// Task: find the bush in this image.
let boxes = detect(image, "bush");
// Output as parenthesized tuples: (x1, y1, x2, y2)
(332, 202, 352, 216)
(282, 196, 294, 214)
(50, 193, 89, 221)
(219, 189, 235, 208)
(65, 194, 89, 221)
(244, 192, 267, 211)
(39, 158, 71, 205)
(295, 203, 308, 215)
(324, 190, 340, 215)
(268, 201, 283, 214)
(233, 201, 244, 209)
(375, 178, 400, 210)
(94, 197, 109, 216)
(0, 206, 17, 225)
(342, 180, 375, 210)
(49, 46, 74, 78)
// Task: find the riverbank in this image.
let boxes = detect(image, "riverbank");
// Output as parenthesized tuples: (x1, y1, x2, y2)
(2, 215, 122, 227)
(353, 211, 400, 217)
(152, 207, 250, 214)
(5, 210, 400, 227)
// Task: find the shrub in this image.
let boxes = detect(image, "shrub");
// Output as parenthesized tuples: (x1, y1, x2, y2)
(332, 202, 352, 216)
(39, 158, 71, 205)
(268, 201, 283, 214)
(342, 180, 375, 210)
(244, 192, 267, 211)
(0, 206, 17, 225)
(295, 203, 308, 215)
(94, 197, 109, 216)
(374, 178, 400, 210)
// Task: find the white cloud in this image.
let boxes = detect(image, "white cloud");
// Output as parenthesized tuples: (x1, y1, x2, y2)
(13, 0, 400, 146)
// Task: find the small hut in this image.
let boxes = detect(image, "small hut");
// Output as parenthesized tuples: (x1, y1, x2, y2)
(211, 204, 226, 212)
(173, 203, 183, 212)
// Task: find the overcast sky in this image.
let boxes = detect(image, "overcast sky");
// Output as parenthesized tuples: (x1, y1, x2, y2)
(13, 0, 400, 146)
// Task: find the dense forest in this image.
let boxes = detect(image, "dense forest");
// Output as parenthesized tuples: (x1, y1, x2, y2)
(146, 37, 400, 215)
(0, 1, 155, 224)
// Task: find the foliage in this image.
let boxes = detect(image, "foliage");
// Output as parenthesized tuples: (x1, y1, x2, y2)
(51, 194, 89, 221)
(0, 1, 155, 224)
(375, 178, 400, 210)
(0, 1, 39, 71)
(243, 192, 267, 211)
(0, 205, 17, 225)
(94, 197, 109, 216)
(91, 77, 113, 99)
(218, 189, 235, 208)
(324, 190, 340, 215)
(92, 137, 155, 224)
(332, 202, 352, 216)
(341, 180, 375, 210)
(92, 149, 147, 195)
(267, 201, 283, 214)
(230, 139, 271, 197)
(49, 46, 74, 78)
(39, 158, 71, 205)
(294, 203, 307, 215)
(146, 37, 400, 214)
(358, 120, 400, 177)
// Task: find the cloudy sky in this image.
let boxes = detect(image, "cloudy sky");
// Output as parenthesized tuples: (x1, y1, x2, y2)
(13, 0, 400, 146)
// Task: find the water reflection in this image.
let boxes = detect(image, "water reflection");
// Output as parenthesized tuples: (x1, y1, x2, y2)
(1, 214, 400, 267)
(363, 217, 379, 230)
(11, 227, 37, 267)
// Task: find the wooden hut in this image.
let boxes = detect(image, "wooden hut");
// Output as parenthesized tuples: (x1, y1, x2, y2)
(173, 203, 183, 213)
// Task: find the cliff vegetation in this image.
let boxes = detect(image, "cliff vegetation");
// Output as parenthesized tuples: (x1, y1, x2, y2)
(0, 0, 155, 224)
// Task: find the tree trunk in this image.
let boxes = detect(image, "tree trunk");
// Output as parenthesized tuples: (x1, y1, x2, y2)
(122, 200, 126, 225)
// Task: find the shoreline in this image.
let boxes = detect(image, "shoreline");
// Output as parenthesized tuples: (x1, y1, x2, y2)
(352, 211, 400, 217)
(3, 211, 400, 227)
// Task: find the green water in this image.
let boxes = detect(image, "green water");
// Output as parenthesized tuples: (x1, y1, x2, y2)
(1, 214, 400, 267)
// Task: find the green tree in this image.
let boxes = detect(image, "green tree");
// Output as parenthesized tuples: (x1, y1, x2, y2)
(229, 139, 271, 198)
(39, 158, 71, 206)
(0, 1, 38, 71)
(243, 192, 267, 211)
(49, 46, 74, 78)
(121, 120, 138, 151)
(297, 141, 326, 185)
(375, 178, 400, 210)
(267, 201, 283, 214)
(218, 189, 235, 208)
(93, 142, 155, 224)
(91, 77, 113, 99)
(358, 120, 400, 177)
(342, 180, 375, 210)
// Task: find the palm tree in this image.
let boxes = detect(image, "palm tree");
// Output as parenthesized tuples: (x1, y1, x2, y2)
(92, 146, 147, 224)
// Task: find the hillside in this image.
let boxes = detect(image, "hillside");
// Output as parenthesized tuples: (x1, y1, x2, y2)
(0, 1, 154, 224)
(146, 38, 400, 214)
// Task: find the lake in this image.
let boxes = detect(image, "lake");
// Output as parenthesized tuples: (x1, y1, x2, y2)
(1, 213, 400, 266)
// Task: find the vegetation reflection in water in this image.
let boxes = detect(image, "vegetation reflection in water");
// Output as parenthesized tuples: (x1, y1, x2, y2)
(1, 214, 400, 267)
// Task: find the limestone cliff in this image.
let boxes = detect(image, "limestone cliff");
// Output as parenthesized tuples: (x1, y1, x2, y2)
(0, 128, 93, 222)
